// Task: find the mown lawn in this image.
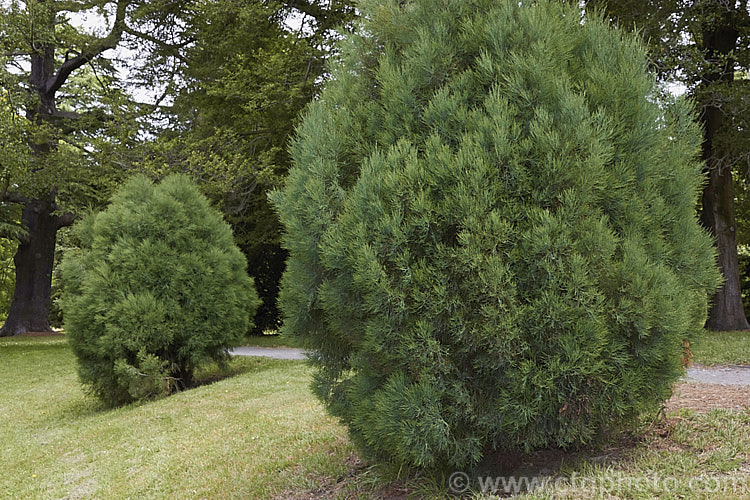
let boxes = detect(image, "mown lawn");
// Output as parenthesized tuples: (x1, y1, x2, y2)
(692, 330, 750, 366)
(0, 336, 355, 498)
(477, 408, 750, 498)
(2, 335, 749, 499)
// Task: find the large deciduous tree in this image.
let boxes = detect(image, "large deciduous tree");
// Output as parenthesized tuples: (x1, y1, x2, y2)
(0, 0, 181, 336)
(140, 0, 355, 333)
(0, 1, 119, 336)
(582, 0, 750, 330)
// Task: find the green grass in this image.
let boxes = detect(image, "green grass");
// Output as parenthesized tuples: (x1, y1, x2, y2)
(0, 336, 354, 498)
(2, 335, 749, 499)
(693, 330, 750, 366)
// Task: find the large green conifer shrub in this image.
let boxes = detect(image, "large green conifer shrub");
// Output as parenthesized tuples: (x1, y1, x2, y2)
(271, 0, 721, 470)
(61, 174, 259, 406)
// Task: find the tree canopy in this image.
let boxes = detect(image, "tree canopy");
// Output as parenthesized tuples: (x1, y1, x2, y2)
(138, 0, 355, 333)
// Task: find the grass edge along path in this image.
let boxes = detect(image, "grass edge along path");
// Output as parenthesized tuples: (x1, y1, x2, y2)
(692, 330, 750, 366)
(241, 333, 299, 349)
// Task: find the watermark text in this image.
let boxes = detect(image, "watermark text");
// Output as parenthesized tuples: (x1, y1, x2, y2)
(447, 471, 750, 495)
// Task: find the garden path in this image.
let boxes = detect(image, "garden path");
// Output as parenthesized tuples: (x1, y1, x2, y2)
(230, 346, 305, 360)
(231, 347, 750, 386)
(683, 364, 750, 386)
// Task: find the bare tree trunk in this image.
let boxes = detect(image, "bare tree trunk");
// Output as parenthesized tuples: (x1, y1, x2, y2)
(0, 199, 59, 336)
(701, 159, 750, 330)
(699, 3, 749, 331)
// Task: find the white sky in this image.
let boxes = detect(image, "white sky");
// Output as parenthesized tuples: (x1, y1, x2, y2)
(67, 9, 165, 106)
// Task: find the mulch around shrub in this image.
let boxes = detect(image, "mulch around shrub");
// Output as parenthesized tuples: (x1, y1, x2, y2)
(666, 382, 750, 413)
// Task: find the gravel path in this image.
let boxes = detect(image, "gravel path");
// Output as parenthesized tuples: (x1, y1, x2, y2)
(231, 348, 750, 386)
(684, 364, 750, 386)
(230, 346, 306, 360)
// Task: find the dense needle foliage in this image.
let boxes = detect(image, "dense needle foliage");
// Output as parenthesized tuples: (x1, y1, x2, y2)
(61, 174, 259, 406)
(272, 0, 721, 471)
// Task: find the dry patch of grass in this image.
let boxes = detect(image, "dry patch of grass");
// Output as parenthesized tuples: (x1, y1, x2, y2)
(666, 383, 750, 414)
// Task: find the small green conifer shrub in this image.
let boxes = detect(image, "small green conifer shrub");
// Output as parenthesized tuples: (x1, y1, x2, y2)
(271, 0, 721, 471)
(61, 174, 260, 406)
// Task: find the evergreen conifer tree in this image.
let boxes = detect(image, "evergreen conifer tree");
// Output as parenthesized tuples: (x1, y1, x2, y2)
(61, 174, 259, 406)
(272, 0, 721, 470)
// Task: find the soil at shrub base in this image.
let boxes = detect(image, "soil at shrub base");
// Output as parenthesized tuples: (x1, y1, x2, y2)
(669, 363, 750, 413)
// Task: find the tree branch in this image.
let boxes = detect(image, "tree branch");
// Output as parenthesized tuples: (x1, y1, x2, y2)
(122, 25, 192, 62)
(56, 212, 76, 229)
(42, 0, 131, 98)
(283, 0, 327, 21)
(282, 0, 354, 29)
(1, 50, 32, 58)
(0, 191, 30, 205)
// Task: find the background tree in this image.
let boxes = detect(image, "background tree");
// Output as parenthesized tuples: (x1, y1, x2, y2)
(0, 0, 149, 336)
(580, 0, 750, 330)
(0, 238, 18, 320)
(0, 98, 25, 320)
(139, 0, 355, 334)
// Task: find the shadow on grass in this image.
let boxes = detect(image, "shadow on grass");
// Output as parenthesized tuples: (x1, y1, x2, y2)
(53, 355, 302, 420)
(55, 396, 110, 420)
(192, 356, 301, 388)
(317, 429, 655, 499)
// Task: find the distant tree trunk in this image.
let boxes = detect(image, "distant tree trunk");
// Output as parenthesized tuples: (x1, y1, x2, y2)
(701, 159, 749, 330)
(699, 5, 750, 331)
(0, 197, 73, 337)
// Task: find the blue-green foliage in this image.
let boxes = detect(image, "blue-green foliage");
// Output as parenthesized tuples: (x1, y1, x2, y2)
(272, 0, 721, 471)
(62, 174, 259, 406)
